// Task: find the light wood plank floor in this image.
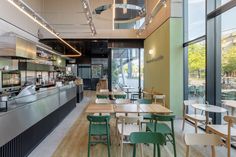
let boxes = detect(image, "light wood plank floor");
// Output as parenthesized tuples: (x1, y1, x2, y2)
(52, 91, 234, 157)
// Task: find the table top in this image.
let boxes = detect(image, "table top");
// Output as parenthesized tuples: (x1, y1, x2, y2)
(192, 103, 228, 113)
(85, 103, 172, 114)
(85, 104, 114, 113)
(114, 103, 172, 114)
(222, 100, 236, 108)
(122, 87, 135, 90)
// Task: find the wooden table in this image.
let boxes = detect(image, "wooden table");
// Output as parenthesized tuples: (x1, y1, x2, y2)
(122, 87, 134, 98)
(222, 100, 236, 115)
(85, 103, 172, 115)
(139, 104, 172, 114)
(192, 103, 228, 127)
(85, 104, 114, 113)
(114, 103, 172, 114)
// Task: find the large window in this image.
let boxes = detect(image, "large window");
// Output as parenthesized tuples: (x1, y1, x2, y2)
(185, 0, 206, 41)
(220, 6, 236, 115)
(188, 41, 206, 103)
(111, 48, 144, 93)
(184, 0, 206, 102)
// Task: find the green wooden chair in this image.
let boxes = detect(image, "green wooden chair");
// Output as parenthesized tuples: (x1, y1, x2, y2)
(87, 115, 111, 157)
(129, 132, 166, 157)
(146, 114, 177, 157)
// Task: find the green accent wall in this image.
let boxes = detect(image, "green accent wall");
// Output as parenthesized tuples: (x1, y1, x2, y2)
(144, 18, 183, 116)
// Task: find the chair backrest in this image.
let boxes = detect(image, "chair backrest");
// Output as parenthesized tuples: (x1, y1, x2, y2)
(118, 116, 143, 135)
(87, 115, 110, 123)
(97, 94, 109, 99)
(114, 94, 126, 99)
(118, 116, 143, 124)
(95, 98, 111, 104)
(100, 89, 109, 92)
(130, 132, 166, 144)
(183, 100, 197, 106)
(137, 99, 152, 104)
(224, 115, 236, 125)
(153, 94, 166, 106)
(115, 99, 131, 104)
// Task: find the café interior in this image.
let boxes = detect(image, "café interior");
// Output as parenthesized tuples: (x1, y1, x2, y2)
(0, 0, 236, 157)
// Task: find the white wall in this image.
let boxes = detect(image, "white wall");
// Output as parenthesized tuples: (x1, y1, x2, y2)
(0, 0, 45, 42)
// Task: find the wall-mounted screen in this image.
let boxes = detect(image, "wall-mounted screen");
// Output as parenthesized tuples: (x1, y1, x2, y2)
(2, 71, 21, 88)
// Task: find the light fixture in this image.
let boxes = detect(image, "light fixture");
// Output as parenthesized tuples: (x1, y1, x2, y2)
(136, 0, 167, 36)
(8, 0, 82, 57)
(81, 0, 97, 36)
(149, 49, 154, 55)
(123, 0, 127, 14)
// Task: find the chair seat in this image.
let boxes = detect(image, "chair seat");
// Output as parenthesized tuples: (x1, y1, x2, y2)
(186, 114, 211, 122)
(118, 124, 140, 136)
(90, 124, 110, 135)
(146, 122, 172, 134)
(207, 125, 236, 137)
(185, 133, 223, 146)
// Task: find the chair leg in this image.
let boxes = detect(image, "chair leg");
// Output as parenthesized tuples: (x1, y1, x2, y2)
(172, 134, 177, 157)
(186, 145, 190, 157)
(182, 118, 185, 131)
(211, 146, 216, 157)
(107, 134, 111, 157)
(153, 144, 156, 157)
(140, 143, 144, 157)
(133, 144, 136, 157)
(157, 145, 161, 157)
(194, 121, 198, 133)
(88, 134, 91, 157)
(227, 138, 231, 157)
(120, 141, 123, 157)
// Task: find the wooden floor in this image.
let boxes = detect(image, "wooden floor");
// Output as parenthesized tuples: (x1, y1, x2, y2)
(52, 91, 233, 157)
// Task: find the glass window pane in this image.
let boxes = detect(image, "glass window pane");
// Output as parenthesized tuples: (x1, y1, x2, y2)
(186, 0, 206, 41)
(217, 0, 232, 7)
(112, 48, 144, 93)
(188, 40, 206, 104)
(220, 6, 236, 116)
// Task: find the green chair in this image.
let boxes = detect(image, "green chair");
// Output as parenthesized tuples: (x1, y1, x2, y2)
(146, 114, 177, 157)
(137, 99, 153, 120)
(129, 132, 166, 157)
(87, 115, 111, 157)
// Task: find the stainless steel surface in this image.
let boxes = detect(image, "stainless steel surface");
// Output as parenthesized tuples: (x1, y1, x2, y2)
(0, 95, 9, 102)
(0, 34, 36, 59)
(0, 84, 76, 147)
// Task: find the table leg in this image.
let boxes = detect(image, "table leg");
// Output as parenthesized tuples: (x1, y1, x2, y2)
(127, 89, 129, 99)
(205, 111, 209, 131)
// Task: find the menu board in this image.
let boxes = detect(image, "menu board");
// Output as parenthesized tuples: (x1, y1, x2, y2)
(2, 71, 21, 88)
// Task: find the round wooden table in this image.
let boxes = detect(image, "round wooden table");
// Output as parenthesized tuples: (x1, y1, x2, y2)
(191, 103, 228, 127)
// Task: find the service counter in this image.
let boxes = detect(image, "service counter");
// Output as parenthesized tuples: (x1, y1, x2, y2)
(0, 84, 77, 157)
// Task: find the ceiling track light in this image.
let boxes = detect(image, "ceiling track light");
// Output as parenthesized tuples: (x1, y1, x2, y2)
(7, 0, 81, 57)
(80, 0, 97, 36)
(136, 0, 167, 36)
